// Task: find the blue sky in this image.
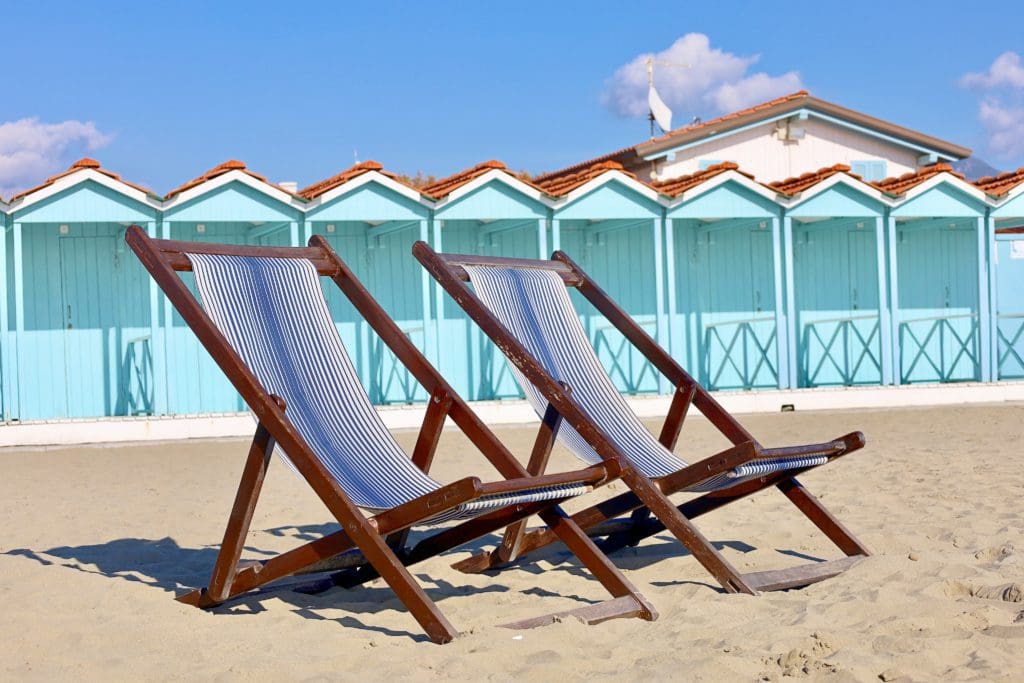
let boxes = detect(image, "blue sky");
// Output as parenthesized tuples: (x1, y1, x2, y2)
(1, 0, 1022, 196)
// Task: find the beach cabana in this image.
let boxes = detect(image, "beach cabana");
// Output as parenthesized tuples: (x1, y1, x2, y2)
(774, 166, 893, 387)
(535, 161, 667, 395)
(657, 163, 787, 391)
(299, 161, 435, 404)
(977, 168, 1024, 379)
(2, 159, 162, 420)
(160, 161, 306, 413)
(878, 165, 991, 384)
(422, 161, 553, 400)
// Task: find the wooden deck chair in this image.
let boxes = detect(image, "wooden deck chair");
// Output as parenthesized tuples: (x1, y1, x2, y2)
(125, 226, 656, 644)
(414, 242, 870, 595)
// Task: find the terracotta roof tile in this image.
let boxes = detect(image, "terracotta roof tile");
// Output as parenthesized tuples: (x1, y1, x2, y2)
(650, 161, 754, 196)
(298, 161, 418, 199)
(872, 163, 964, 195)
(645, 91, 811, 148)
(420, 160, 544, 199)
(532, 144, 639, 186)
(769, 164, 861, 195)
(534, 160, 637, 196)
(165, 160, 299, 200)
(975, 167, 1024, 197)
(10, 157, 155, 202)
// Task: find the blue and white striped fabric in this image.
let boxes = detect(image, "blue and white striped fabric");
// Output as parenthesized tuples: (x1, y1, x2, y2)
(463, 265, 830, 492)
(188, 253, 589, 524)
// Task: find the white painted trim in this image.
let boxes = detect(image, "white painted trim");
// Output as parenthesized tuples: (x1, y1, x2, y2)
(4, 382, 1023, 448)
(551, 170, 664, 209)
(988, 181, 1024, 215)
(666, 169, 780, 208)
(6, 169, 162, 214)
(899, 172, 990, 205)
(160, 169, 307, 212)
(780, 173, 893, 211)
(305, 170, 434, 209)
(431, 169, 554, 210)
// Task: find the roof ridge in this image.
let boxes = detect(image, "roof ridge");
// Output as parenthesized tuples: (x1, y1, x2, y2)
(9, 158, 154, 202)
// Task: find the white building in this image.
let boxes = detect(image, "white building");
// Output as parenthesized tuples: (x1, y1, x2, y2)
(541, 91, 970, 185)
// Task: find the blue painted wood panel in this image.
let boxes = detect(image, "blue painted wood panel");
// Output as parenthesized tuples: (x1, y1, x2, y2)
(306, 182, 428, 222)
(439, 219, 540, 400)
(555, 181, 660, 221)
(792, 223, 882, 386)
(896, 223, 980, 382)
(994, 236, 1024, 379)
(434, 183, 545, 221)
(14, 181, 157, 224)
(163, 182, 301, 223)
(17, 223, 151, 419)
(671, 220, 779, 390)
(560, 220, 661, 395)
(668, 181, 778, 220)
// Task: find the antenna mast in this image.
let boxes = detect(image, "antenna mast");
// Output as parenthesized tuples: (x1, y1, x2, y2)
(645, 57, 693, 138)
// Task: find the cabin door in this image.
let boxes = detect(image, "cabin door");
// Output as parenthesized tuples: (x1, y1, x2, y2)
(58, 235, 119, 417)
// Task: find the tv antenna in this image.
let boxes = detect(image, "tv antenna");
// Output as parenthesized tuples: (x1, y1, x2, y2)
(645, 57, 692, 137)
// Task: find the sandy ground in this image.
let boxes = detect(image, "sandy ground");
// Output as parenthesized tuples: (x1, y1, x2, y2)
(2, 403, 1023, 681)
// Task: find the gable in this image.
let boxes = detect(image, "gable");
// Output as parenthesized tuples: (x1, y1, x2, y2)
(163, 180, 301, 222)
(306, 181, 428, 222)
(890, 183, 986, 219)
(435, 180, 546, 220)
(555, 179, 660, 220)
(668, 180, 778, 219)
(13, 179, 157, 223)
(787, 183, 884, 219)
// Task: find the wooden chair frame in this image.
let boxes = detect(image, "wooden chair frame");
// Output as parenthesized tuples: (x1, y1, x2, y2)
(125, 225, 657, 645)
(414, 241, 871, 595)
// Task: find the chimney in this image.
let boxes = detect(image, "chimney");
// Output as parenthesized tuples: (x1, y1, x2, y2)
(279, 181, 298, 194)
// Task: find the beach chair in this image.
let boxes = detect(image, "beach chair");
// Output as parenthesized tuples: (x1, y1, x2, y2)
(125, 226, 656, 644)
(414, 242, 870, 595)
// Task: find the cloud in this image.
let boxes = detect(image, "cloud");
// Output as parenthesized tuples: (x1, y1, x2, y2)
(0, 118, 113, 198)
(960, 51, 1024, 90)
(601, 34, 803, 123)
(978, 99, 1024, 157)
(959, 52, 1024, 160)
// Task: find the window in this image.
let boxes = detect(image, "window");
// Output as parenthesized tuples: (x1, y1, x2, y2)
(698, 159, 733, 170)
(851, 160, 887, 182)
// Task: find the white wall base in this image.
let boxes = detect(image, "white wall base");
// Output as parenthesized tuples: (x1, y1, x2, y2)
(3, 381, 1023, 449)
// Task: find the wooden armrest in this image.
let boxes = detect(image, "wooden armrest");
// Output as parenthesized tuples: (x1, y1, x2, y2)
(478, 464, 614, 497)
(656, 441, 760, 494)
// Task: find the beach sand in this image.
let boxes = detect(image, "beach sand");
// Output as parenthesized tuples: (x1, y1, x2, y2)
(2, 403, 1023, 681)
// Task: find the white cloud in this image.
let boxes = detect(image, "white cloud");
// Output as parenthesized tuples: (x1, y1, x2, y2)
(959, 52, 1024, 161)
(978, 99, 1024, 157)
(601, 34, 803, 123)
(960, 51, 1024, 90)
(0, 118, 113, 198)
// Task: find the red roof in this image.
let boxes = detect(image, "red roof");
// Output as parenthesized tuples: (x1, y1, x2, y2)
(975, 167, 1024, 197)
(298, 161, 417, 200)
(10, 158, 154, 202)
(165, 160, 298, 200)
(770, 164, 862, 195)
(534, 160, 637, 196)
(646, 91, 810, 149)
(531, 144, 640, 187)
(873, 163, 964, 195)
(420, 160, 544, 199)
(651, 162, 756, 197)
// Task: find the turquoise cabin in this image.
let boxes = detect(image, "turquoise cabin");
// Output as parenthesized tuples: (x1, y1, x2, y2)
(1, 159, 160, 421)
(423, 162, 551, 401)
(159, 161, 305, 414)
(538, 162, 667, 395)
(1, 157, 1021, 425)
(880, 166, 991, 384)
(778, 167, 892, 388)
(979, 169, 1024, 379)
(300, 162, 435, 404)
(659, 164, 786, 391)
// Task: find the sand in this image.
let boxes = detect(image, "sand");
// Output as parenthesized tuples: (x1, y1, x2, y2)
(2, 403, 1023, 681)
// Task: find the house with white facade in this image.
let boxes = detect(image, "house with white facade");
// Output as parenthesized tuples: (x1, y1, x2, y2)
(540, 91, 971, 185)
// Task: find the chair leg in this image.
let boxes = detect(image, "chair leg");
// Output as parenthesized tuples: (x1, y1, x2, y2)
(205, 421, 276, 603)
(618, 467, 756, 594)
(776, 477, 870, 556)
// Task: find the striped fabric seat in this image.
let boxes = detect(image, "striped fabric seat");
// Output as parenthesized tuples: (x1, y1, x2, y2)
(188, 253, 589, 524)
(463, 265, 828, 492)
